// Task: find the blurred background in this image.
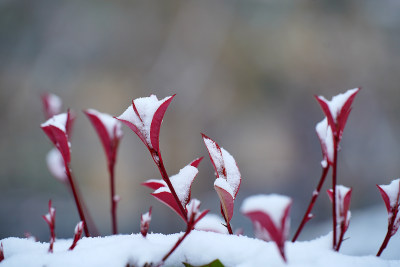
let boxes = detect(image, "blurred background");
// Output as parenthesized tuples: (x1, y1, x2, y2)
(1, 0, 400, 248)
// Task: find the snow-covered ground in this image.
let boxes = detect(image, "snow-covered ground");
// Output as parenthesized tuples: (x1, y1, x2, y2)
(1, 206, 400, 267)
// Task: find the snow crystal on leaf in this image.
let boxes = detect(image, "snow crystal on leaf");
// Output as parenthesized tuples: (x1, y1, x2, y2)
(86, 109, 122, 139)
(379, 178, 400, 208)
(318, 88, 359, 121)
(214, 178, 234, 198)
(46, 148, 67, 182)
(221, 148, 241, 196)
(117, 95, 171, 147)
(153, 165, 198, 206)
(41, 113, 68, 133)
(241, 194, 292, 227)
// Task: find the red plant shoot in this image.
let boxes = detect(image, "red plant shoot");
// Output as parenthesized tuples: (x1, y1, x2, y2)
(142, 157, 203, 221)
(42, 200, 56, 253)
(292, 118, 332, 242)
(41, 111, 91, 237)
(41, 92, 63, 120)
(84, 109, 123, 235)
(140, 207, 152, 238)
(202, 134, 241, 235)
(314, 88, 360, 248)
(160, 199, 209, 265)
(327, 185, 352, 251)
(241, 194, 292, 262)
(376, 178, 400, 256)
(69, 221, 84, 251)
(116, 95, 188, 221)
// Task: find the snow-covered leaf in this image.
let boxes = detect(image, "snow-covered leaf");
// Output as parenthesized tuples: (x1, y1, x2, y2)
(41, 93, 62, 120)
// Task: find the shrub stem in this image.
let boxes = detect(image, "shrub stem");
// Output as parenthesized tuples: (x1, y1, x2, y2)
(292, 166, 329, 242)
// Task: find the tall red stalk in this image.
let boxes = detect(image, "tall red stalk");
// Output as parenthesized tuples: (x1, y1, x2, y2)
(292, 166, 329, 242)
(65, 163, 91, 237)
(331, 137, 338, 249)
(109, 162, 118, 234)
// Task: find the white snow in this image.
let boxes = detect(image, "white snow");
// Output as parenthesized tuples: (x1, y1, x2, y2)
(317, 88, 359, 121)
(315, 118, 334, 164)
(46, 148, 67, 182)
(186, 199, 201, 221)
(214, 177, 234, 198)
(1, 229, 397, 267)
(241, 194, 292, 227)
(141, 212, 151, 224)
(41, 113, 68, 133)
(153, 165, 198, 206)
(74, 222, 84, 234)
(117, 95, 172, 147)
(379, 178, 400, 208)
(203, 137, 241, 198)
(86, 109, 123, 139)
(45, 94, 62, 117)
(194, 214, 228, 234)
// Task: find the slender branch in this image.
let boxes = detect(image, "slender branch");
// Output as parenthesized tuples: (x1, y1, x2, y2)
(153, 152, 188, 221)
(109, 162, 118, 235)
(161, 225, 192, 263)
(226, 221, 233, 235)
(331, 137, 339, 249)
(65, 164, 91, 237)
(377, 209, 397, 256)
(292, 166, 329, 242)
(336, 223, 346, 251)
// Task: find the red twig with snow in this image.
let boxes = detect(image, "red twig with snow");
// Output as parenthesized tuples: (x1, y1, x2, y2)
(42, 200, 56, 253)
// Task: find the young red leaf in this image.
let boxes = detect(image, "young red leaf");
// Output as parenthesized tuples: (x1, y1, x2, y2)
(376, 178, 400, 256)
(41, 112, 74, 165)
(42, 200, 56, 253)
(327, 185, 352, 250)
(140, 207, 152, 238)
(41, 93, 63, 120)
(84, 109, 123, 166)
(241, 194, 292, 262)
(315, 88, 360, 141)
(69, 221, 84, 251)
(202, 134, 241, 232)
(143, 159, 201, 221)
(116, 95, 175, 156)
(186, 199, 209, 226)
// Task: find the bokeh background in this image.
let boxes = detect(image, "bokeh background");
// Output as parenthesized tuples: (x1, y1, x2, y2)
(1, 0, 400, 242)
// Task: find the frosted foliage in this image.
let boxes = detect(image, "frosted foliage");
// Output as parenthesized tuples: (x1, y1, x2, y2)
(334, 185, 351, 225)
(214, 178, 234, 198)
(203, 138, 224, 177)
(254, 221, 271, 241)
(241, 194, 291, 227)
(117, 95, 171, 147)
(153, 165, 198, 206)
(86, 109, 122, 139)
(47, 94, 62, 115)
(195, 214, 228, 234)
(186, 199, 201, 221)
(221, 148, 241, 196)
(142, 212, 151, 223)
(379, 178, 400, 207)
(315, 118, 334, 163)
(46, 148, 67, 182)
(319, 88, 358, 121)
(41, 113, 68, 133)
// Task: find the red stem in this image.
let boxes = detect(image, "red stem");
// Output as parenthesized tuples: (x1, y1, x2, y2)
(331, 137, 338, 249)
(377, 208, 398, 256)
(109, 162, 118, 235)
(161, 223, 193, 264)
(65, 164, 91, 237)
(153, 152, 188, 222)
(292, 166, 329, 242)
